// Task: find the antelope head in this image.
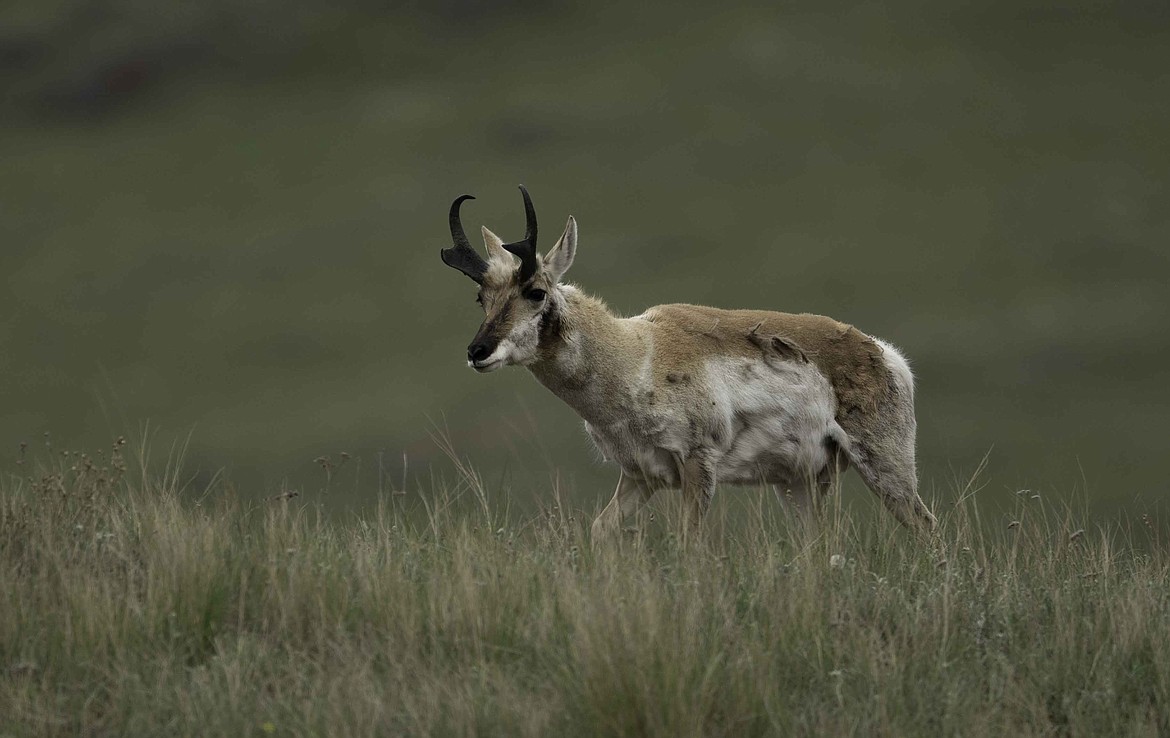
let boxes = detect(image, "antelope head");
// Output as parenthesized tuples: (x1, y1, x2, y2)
(441, 185, 577, 372)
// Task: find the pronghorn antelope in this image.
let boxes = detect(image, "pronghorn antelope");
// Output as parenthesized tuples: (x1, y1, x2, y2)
(441, 186, 937, 540)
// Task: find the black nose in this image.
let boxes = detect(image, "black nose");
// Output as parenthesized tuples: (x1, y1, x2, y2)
(467, 342, 493, 363)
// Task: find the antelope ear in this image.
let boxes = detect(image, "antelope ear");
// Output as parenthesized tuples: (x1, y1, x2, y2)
(544, 216, 577, 283)
(481, 226, 513, 264)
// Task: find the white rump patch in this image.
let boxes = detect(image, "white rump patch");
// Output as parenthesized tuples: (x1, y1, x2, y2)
(873, 338, 914, 397)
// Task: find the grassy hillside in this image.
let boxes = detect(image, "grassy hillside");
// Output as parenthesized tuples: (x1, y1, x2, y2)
(2, 442, 1167, 736)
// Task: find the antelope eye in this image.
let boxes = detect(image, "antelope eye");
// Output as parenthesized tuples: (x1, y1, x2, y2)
(526, 289, 547, 302)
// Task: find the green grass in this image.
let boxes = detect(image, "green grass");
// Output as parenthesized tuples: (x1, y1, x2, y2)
(2, 439, 1167, 737)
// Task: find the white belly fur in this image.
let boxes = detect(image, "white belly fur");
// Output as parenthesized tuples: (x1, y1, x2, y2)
(584, 355, 840, 489)
(707, 356, 838, 486)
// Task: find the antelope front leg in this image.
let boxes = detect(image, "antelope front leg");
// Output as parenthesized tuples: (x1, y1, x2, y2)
(679, 453, 717, 533)
(591, 470, 653, 544)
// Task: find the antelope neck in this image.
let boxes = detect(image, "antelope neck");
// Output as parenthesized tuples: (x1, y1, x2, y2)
(528, 288, 648, 426)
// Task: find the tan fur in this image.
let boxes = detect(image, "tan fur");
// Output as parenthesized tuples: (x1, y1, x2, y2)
(529, 296, 887, 437)
(638, 304, 892, 430)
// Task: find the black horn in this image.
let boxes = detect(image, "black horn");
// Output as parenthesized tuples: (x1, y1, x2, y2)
(502, 185, 539, 283)
(440, 194, 488, 283)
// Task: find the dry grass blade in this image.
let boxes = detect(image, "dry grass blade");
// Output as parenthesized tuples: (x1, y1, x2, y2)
(1, 441, 1167, 737)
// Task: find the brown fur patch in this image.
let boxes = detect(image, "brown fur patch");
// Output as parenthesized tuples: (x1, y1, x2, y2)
(641, 304, 893, 435)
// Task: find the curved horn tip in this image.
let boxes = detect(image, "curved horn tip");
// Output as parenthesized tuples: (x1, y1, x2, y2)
(449, 194, 477, 242)
(445, 192, 488, 282)
(448, 194, 476, 228)
(514, 184, 537, 246)
(517, 186, 533, 211)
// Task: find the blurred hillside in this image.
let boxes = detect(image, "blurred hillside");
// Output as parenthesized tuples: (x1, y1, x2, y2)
(2, 0, 1169, 518)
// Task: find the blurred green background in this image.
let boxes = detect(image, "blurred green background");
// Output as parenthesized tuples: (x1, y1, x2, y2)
(3, 0, 1168, 520)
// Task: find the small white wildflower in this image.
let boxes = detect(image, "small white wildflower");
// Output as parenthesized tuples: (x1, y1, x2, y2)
(829, 554, 846, 569)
